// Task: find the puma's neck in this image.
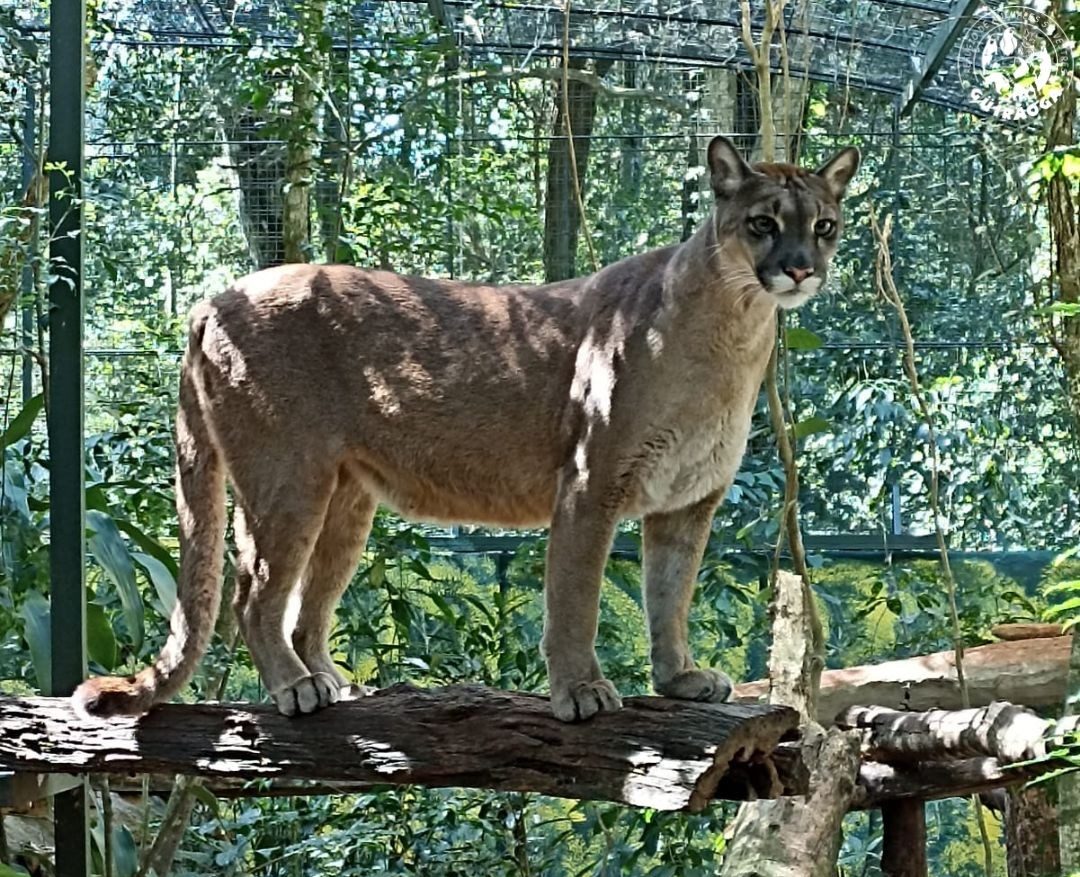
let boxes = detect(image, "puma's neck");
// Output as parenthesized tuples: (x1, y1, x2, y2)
(657, 214, 777, 360)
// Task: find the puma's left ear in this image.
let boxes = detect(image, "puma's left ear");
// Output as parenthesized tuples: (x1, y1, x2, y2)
(816, 147, 861, 199)
(708, 135, 755, 198)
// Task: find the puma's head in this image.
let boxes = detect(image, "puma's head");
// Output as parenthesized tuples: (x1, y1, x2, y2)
(707, 136, 860, 310)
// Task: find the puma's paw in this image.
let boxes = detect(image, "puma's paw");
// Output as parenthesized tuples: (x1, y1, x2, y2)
(339, 683, 377, 701)
(272, 672, 342, 716)
(655, 668, 733, 703)
(550, 678, 623, 722)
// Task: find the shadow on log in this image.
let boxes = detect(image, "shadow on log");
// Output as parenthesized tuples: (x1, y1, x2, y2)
(0, 684, 803, 812)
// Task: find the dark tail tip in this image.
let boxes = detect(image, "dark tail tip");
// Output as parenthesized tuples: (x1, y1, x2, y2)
(71, 670, 156, 718)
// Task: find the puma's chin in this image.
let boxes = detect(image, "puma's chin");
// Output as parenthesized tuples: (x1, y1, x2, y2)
(765, 274, 822, 310)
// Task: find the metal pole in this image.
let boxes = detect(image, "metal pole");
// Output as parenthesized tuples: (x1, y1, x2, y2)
(21, 77, 37, 405)
(48, 0, 89, 875)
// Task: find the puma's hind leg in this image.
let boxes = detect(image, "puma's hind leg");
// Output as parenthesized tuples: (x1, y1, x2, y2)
(292, 469, 377, 700)
(643, 491, 733, 703)
(232, 465, 340, 716)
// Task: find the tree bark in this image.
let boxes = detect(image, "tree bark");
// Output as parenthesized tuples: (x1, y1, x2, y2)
(228, 110, 286, 270)
(282, 0, 326, 264)
(854, 756, 1042, 809)
(767, 570, 819, 724)
(720, 726, 862, 876)
(1006, 784, 1060, 877)
(734, 635, 1071, 722)
(542, 60, 610, 282)
(881, 799, 928, 877)
(0, 686, 801, 812)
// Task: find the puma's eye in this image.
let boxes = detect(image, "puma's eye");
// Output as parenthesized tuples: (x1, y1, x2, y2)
(749, 216, 777, 236)
(815, 218, 837, 237)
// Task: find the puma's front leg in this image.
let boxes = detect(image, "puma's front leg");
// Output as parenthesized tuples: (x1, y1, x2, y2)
(542, 486, 622, 722)
(643, 491, 732, 703)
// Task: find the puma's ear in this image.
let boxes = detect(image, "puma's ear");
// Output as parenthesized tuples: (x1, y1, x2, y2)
(707, 136, 754, 198)
(816, 147, 861, 199)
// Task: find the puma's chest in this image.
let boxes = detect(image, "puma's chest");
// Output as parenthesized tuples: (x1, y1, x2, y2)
(632, 411, 752, 516)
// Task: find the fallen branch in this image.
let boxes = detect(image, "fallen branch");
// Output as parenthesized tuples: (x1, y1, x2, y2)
(0, 685, 801, 812)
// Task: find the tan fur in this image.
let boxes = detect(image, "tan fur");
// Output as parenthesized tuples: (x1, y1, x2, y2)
(73, 138, 858, 722)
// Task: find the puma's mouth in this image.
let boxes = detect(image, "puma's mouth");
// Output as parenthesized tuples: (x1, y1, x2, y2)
(764, 274, 823, 310)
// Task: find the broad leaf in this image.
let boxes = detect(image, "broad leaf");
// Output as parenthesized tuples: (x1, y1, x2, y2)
(793, 416, 832, 439)
(21, 591, 51, 693)
(133, 551, 177, 618)
(87, 510, 144, 652)
(784, 327, 824, 350)
(0, 393, 44, 450)
(86, 602, 118, 671)
(113, 825, 138, 877)
(117, 519, 178, 580)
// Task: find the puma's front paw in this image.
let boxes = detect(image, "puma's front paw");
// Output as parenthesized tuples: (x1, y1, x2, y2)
(550, 678, 623, 722)
(654, 668, 733, 703)
(272, 672, 342, 716)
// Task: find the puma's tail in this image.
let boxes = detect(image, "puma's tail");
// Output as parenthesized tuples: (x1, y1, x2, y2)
(73, 305, 227, 716)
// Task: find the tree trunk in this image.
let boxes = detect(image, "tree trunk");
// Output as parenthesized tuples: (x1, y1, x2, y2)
(282, 0, 326, 264)
(1045, 42, 1080, 429)
(881, 800, 928, 877)
(1045, 31, 1080, 864)
(1006, 785, 1060, 876)
(720, 726, 862, 876)
(229, 110, 286, 270)
(721, 571, 859, 875)
(542, 60, 610, 282)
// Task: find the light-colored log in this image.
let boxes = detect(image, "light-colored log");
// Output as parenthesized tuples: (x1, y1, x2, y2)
(734, 636, 1070, 721)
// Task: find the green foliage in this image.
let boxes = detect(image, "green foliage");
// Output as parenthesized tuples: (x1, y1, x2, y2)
(1042, 551, 1080, 630)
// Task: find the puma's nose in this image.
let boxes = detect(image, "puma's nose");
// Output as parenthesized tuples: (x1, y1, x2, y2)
(784, 266, 814, 284)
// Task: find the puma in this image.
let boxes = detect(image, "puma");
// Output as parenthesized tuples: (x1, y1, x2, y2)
(73, 137, 858, 722)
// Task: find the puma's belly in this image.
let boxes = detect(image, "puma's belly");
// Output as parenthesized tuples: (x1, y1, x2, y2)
(635, 418, 749, 516)
(344, 453, 559, 528)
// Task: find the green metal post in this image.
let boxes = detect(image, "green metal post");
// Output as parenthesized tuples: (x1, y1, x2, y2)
(21, 78, 37, 405)
(48, 1, 90, 875)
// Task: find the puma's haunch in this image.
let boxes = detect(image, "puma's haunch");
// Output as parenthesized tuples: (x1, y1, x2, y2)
(74, 137, 859, 722)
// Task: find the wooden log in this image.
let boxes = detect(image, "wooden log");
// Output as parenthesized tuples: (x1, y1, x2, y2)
(838, 701, 1080, 764)
(734, 636, 1071, 721)
(991, 622, 1065, 641)
(881, 799, 928, 877)
(0, 684, 802, 812)
(854, 757, 1036, 809)
(766, 570, 819, 723)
